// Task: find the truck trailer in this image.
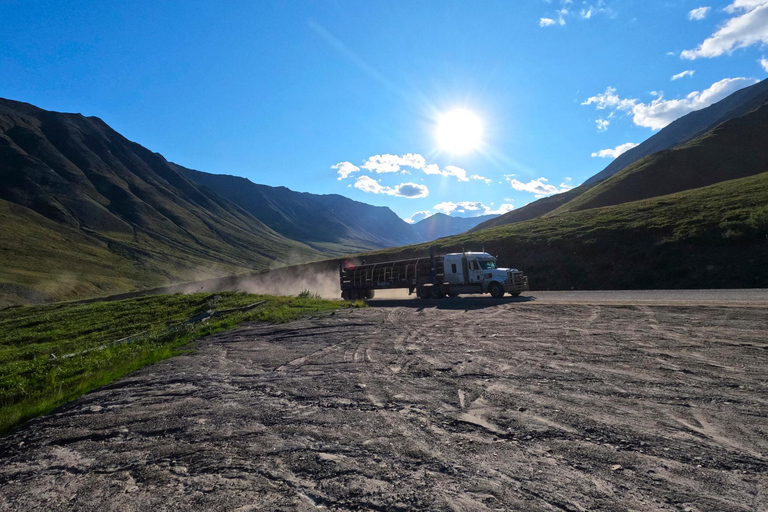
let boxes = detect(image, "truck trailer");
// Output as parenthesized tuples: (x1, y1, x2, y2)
(339, 250, 528, 300)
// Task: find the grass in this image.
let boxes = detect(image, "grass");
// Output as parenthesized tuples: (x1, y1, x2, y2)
(0, 291, 356, 436)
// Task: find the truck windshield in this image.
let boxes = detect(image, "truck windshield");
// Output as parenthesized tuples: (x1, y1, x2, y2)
(478, 260, 497, 270)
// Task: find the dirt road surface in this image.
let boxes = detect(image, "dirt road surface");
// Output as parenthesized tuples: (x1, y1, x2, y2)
(1, 291, 767, 511)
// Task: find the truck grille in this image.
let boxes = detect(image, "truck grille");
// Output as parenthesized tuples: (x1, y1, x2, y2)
(508, 271, 525, 286)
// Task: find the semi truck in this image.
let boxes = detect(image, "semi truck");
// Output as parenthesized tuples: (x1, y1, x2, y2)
(339, 250, 528, 300)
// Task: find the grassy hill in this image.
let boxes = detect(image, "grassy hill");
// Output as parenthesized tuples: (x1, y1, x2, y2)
(549, 101, 768, 216)
(0, 99, 320, 305)
(474, 79, 768, 232)
(469, 186, 589, 232)
(585, 78, 768, 185)
(353, 172, 768, 290)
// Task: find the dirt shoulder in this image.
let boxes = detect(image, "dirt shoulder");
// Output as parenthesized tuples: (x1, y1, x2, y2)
(1, 298, 766, 511)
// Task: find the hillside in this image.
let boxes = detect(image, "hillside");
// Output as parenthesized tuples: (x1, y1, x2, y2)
(0, 98, 320, 305)
(585, 78, 768, 185)
(550, 100, 768, 216)
(353, 171, 768, 290)
(413, 212, 498, 240)
(474, 78, 768, 231)
(470, 186, 588, 232)
(178, 166, 422, 254)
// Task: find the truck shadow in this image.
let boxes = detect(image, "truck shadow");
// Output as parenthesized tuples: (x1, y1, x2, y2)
(367, 295, 536, 310)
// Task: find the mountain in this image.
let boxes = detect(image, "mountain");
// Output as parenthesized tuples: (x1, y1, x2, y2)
(412, 213, 498, 240)
(473, 78, 768, 232)
(550, 99, 768, 215)
(0, 98, 320, 304)
(177, 166, 422, 255)
(469, 187, 587, 232)
(584, 78, 768, 185)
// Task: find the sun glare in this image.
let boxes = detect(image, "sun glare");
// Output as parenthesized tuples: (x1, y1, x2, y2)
(435, 109, 483, 154)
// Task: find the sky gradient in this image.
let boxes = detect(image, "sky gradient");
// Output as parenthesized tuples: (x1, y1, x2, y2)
(1, 0, 766, 222)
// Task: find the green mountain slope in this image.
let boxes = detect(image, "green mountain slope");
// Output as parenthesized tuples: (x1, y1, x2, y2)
(473, 78, 768, 232)
(469, 186, 589, 232)
(354, 172, 768, 290)
(584, 78, 768, 185)
(0, 98, 320, 305)
(550, 100, 768, 216)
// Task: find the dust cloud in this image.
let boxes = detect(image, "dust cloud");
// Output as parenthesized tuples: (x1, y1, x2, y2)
(177, 263, 344, 299)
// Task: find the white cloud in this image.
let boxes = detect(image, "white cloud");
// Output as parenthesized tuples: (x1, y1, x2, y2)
(508, 177, 574, 198)
(541, 0, 612, 26)
(353, 176, 429, 198)
(361, 153, 426, 174)
(337, 153, 475, 183)
(632, 77, 759, 129)
(418, 161, 470, 181)
(688, 6, 711, 20)
(332, 161, 360, 180)
(761, 57, 768, 70)
(591, 142, 639, 158)
(581, 2, 612, 19)
(596, 118, 611, 131)
(445, 165, 469, 182)
(487, 203, 515, 215)
(671, 70, 695, 80)
(405, 211, 431, 224)
(395, 183, 430, 198)
(583, 77, 759, 131)
(470, 174, 493, 185)
(432, 201, 514, 217)
(582, 87, 638, 110)
(682, 1, 768, 59)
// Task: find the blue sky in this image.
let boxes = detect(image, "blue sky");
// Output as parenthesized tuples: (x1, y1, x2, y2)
(2, 0, 767, 222)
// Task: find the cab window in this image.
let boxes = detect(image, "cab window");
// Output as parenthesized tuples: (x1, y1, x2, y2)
(451, 263, 457, 273)
(471, 261, 480, 270)
(478, 260, 497, 270)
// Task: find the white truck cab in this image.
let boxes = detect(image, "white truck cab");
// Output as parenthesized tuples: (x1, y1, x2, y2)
(443, 252, 528, 298)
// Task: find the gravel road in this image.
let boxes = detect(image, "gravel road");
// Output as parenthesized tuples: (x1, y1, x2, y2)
(1, 291, 767, 511)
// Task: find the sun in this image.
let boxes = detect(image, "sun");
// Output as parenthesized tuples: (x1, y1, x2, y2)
(435, 109, 483, 154)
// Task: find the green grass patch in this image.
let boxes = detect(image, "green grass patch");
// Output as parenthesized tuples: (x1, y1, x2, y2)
(0, 291, 355, 436)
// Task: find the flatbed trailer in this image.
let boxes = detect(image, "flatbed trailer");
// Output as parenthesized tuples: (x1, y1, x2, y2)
(339, 250, 528, 300)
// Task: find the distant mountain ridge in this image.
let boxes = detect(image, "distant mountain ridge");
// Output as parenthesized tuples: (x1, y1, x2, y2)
(177, 166, 423, 255)
(179, 167, 498, 252)
(412, 212, 498, 240)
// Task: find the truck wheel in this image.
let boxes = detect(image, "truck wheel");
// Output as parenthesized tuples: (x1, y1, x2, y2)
(341, 290, 349, 301)
(348, 289, 360, 301)
(417, 286, 431, 299)
(511, 292, 521, 297)
(431, 287, 445, 299)
(448, 292, 460, 298)
(489, 282, 505, 299)
(364, 290, 375, 299)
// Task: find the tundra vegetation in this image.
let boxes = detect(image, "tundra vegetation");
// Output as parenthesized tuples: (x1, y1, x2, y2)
(0, 292, 351, 436)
